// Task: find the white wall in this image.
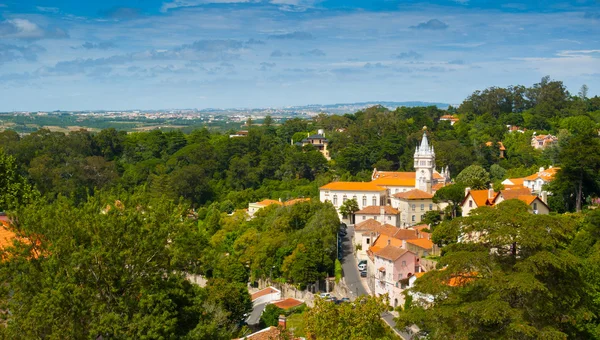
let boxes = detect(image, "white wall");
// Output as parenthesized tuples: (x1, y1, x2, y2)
(320, 189, 385, 212)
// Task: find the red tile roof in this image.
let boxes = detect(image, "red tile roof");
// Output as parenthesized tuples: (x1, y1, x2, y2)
(320, 182, 386, 191)
(393, 189, 433, 200)
(406, 238, 434, 250)
(272, 298, 304, 310)
(373, 245, 409, 261)
(251, 287, 280, 301)
(355, 206, 400, 215)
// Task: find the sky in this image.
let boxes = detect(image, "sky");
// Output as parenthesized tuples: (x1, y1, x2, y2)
(0, 0, 599, 111)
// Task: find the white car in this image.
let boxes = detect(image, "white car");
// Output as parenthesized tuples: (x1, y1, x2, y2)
(319, 293, 332, 300)
(358, 263, 367, 271)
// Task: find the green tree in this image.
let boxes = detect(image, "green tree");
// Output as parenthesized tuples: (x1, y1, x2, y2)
(338, 198, 359, 222)
(260, 304, 285, 328)
(398, 200, 594, 339)
(0, 149, 38, 211)
(455, 165, 490, 190)
(304, 295, 393, 340)
(432, 183, 466, 219)
(551, 132, 600, 212)
(0, 192, 229, 339)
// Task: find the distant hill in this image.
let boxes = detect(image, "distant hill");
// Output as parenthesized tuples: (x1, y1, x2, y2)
(295, 101, 450, 113)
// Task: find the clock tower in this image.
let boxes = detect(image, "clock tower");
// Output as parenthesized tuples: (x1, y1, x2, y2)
(414, 128, 435, 193)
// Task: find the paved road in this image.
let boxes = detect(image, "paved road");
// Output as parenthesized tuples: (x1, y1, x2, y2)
(381, 312, 411, 340)
(246, 302, 266, 325)
(339, 224, 368, 298)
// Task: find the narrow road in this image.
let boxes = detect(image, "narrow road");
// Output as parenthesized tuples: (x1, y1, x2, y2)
(340, 224, 368, 298)
(381, 312, 411, 340)
(246, 302, 266, 325)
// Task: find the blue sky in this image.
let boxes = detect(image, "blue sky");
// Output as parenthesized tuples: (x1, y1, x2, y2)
(1, 0, 599, 111)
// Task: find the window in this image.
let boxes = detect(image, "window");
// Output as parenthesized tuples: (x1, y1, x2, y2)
(420, 215, 423, 221)
(366, 238, 370, 244)
(421, 204, 424, 211)
(387, 216, 391, 220)
(469, 200, 473, 208)
(372, 197, 377, 206)
(533, 202, 538, 210)
(362, 216, 366, 220)
(412, 215, 415, 222)
(374, 216, 377, 220)
(353, 195, 357, 201)
(362, 196, 367, 207)
(429, 204, 433, 210)
(411, 204, 416, 211)
(342, 195, 347, 203)
(333, 195, 338, 205)
(402, 261, 406, 267)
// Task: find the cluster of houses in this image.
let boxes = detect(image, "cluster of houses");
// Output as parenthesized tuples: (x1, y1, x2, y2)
(317, 129, 557, 307)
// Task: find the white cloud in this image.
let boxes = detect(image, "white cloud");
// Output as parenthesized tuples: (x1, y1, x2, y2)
(0, 18, 68, 40)
(161, 0, 252, 12)
(36, 6, 60, 13)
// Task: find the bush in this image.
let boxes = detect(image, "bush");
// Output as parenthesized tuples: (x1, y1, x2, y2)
(260, 304, 285, 328)
(335, 259, 342, 283)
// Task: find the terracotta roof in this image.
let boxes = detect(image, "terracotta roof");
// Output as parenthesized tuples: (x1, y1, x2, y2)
(447, 272, 478, 287)
(414, 272, 426, 278)
(320, 182, 386, 192)
(431, 183, 445, 191)
(283, 198, 310, 206)
(463, 189, 496, 208)
(355, 206, 400, 215)
(406, 238, 434, 250)
(523, 167, 559, 182)
(485, 141, 506, 150)
(369, 235, 403, 254)
(499, 187, 534, 200)
(272, 298, 304, 310)
(373, 245, 409, 261)
(371, 177, 415, 187)
(532, 134, 557, 141)
(251, 287, 280, 301)
(504, 178, 525, 186)
(254, 199, 283, 207)
(373, 171, 415, 180)
(354, 219, 382, 231)
(433, 172, 443, 179)
(392, 229, 419, 240)
(0, 221, 16, 251)
(440, 115, 459, 121)
(234, 326, 298, 340)
(393, 189, 433, 200)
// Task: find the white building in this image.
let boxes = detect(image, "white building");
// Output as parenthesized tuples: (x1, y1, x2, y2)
(319, 182, 387, 218)
(354, 206, 400, 226)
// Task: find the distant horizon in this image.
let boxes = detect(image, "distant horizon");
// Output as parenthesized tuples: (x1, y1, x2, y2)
(1, 0, 598, 111)
(1, 100, 454, 113)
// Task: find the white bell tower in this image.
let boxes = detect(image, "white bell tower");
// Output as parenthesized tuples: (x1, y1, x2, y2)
(414, 127, 435, 193)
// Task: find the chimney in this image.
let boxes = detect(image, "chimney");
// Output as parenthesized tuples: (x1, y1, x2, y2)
(278, 315, 286, 329)
(402, 239, 407, 249)
(539, 167, 544, 173)
(387, 239, 391, 246)
(465, 187, 471, 197)
(488, 188, 494, 199)
(541, 191, 548, 204)
(380, 206, 385, 217)
(318, 129, 324, 136)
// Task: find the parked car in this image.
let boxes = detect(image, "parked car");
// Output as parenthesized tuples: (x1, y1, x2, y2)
(341, 297, 350, 303)
(358, 263, 367, 271)
(360, 270, 367, 278)
(319, 293, 332, 300)
(339, 228, 347, 237)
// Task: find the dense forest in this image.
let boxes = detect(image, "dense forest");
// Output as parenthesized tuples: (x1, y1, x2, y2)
(0, 76, 600, 338)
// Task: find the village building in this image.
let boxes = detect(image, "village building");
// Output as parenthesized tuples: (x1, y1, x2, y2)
(228, 130, 248, 138)
(300, 129, 330, 160)
(531, 133, 558, 149)
(439, 115, 459, 125)
(353, 219, 418, 259)
(354, 205, 400, 226)
(320, 129, 449, 220)
(461, 187, 550, 216)
(502, 166, 559, 193)
(247, 198, 310, 218)
(391, 189, 437, 227)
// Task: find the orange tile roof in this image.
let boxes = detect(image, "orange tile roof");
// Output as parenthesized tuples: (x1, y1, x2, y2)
(354, 219, 382, 231)
(440, 115, 459, 121)
(234, 326, 298, 340)
(371, 177, 415, 187)
(485, 141, 506, 150)
(320, 182, 386, 191)
(414, 272, 426, 278)
(523, 167, 559, 182)
(463, 189, 496, 208)
(373, 171, 415, 179)
(373, 245, 409, 261)
(407, 238, 434, 250)
(499, 187, 534, 200)
(393, 189, 433, 200)
(505, 178, 525, 186)
(283, 198, 310, 206)
(433, 172, 443, 179)
(255, 199, 283, 207)
(0, 221, 16, 251)
(272, 298, 304, 310)
(392, 229, 419, 240)
(447, 272, 478, 287)
(369, 234, 403, 254)
(355, 206, 400, 215)
(251, 287, 280, 301)
(431, 183, 445, 191)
